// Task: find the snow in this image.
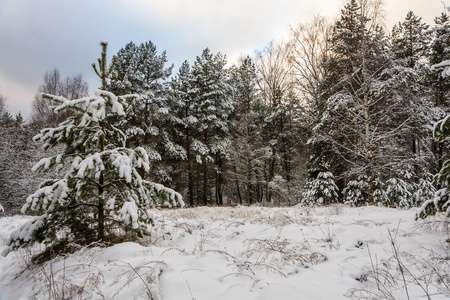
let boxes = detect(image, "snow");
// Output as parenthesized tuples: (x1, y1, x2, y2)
(432, 60, 450, 78)
(0, 205, 449, 299)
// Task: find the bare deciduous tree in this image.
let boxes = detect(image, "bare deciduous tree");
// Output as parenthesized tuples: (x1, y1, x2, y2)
(0, 88, 6, 116)
(288, 15, 333, 111)
(31, 69, 89, 128)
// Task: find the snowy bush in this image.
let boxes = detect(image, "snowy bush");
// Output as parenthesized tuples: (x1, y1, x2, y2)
(384, 166, 415, 208)
(302, 160, 339, 206)
(343, 176, 368, 206)
(1, 42, 183, 259)
(413, 170, 436, 206)
(344, 176, 387, 206)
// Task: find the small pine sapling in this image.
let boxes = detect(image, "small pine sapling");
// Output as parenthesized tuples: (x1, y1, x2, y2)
(343, 176, 369, 206)
(413, 170, 436, 206)
(1, 42, 183, 260)
(385, 166, 414, 208)
(302, 159, 339, 206)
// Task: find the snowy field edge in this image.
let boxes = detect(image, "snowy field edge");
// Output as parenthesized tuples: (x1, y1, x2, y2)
(0, 205, 449, 300)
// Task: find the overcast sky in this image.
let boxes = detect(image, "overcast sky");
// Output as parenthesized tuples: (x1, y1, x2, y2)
(0, 0, 447, 118)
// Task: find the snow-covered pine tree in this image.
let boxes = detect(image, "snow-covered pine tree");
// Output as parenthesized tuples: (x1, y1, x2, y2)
(413, 170, 436, 206)
(343, 176, 369, 206)
(229, 56, 267, 205)
(427, 13, 450, 174)
(1, 41, 183, 260)
(390, 11, 432, 178)
(189, 48, 233, 205)
(385, 166, 415, 208)
(302, 159, 339, 206)
(108, 41, 182, 183)
(391, 11, 430, 67)
(417, 27, 450, 218)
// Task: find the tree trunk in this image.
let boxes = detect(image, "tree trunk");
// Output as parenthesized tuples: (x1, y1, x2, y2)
(203, 130, 208, 206)
(98, 120, 105, 241)
(186, 126, 194, 206)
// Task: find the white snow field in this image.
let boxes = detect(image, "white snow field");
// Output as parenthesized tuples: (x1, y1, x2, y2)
(0, 205, 449, 299)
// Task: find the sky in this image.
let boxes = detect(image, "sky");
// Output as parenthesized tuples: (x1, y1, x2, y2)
(0, 0, 447, 118)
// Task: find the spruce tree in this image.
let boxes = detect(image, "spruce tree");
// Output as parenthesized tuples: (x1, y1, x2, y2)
(190, 48, 233, 205)
(2, 41, 183, 259)
(229, 57, 266, 205)
(418, 57, 450, 218)
(302, 159, 339, 206)
(108, 41, 181, 183)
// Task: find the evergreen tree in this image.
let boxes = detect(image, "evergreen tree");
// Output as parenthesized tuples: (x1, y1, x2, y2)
(385, 166, 415, 208)
(169, 61, 197, 205)
(0, 100, 41, 216)
(390, 11, 432, 178)
(426, 13, 450, 174)
(418, 58, 450, 218)
(312, 0, 418, 202)
(413, 170, 436, 206)
(391, 11, 430, 66)
(108, 41, 182, 183)
(189, 48, 233, 205)
(2, 42, 183, 260)
(229, 56, 267, 205)
(343, 176, 369, 206)
(302, 159, 339, 206)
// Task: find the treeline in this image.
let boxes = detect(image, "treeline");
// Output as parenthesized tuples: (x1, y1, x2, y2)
(1, 0, 450, 213)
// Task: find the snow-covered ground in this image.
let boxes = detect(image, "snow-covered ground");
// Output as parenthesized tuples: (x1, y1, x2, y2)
(0, 205, 449, 299)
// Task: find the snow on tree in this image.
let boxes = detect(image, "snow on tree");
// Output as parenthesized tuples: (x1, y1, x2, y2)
(418, 43, 450, 219)
(413, 170, 436, 206)
(343, 176, 369, 206)
(189, 48, 233, 205)
(107, 41, 182, 184)
(311, 0, 424, 203)
(302, 159, 339, 206)
(385, 166, 415, 208)
(432, 60, 450, 78)
(343, 175, 387, 206)
(0, 106, 42, 216)
(228, 56, 268, 205)
(1, 41, 183, 260)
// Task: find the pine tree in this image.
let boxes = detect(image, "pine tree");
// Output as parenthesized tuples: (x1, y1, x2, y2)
(427, 13, 450, 173)
(0, 106, 41, 216)
(385, 166, 415, 208)
(391, 11, 430, 66)
(2, 41, 183, 260)
(169, 61, 197, 206)
(413, 170, 436, 206)
(312, 0, 419, 203)
(417, 15, 450, 218)
(390, 11, 432, 178)
(343, 176, 369, 206)
(302, 159, 339, 206)
(108, 41, 181, 183)
(229, 56, 266, 205)
(189, 48, 233, 205)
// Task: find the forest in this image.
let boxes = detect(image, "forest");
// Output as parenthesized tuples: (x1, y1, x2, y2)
(0, 0, 449, 219)
(1, 0, 450, 299)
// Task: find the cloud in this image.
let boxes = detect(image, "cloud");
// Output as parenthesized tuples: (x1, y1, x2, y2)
(0, 0, 446, 118)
